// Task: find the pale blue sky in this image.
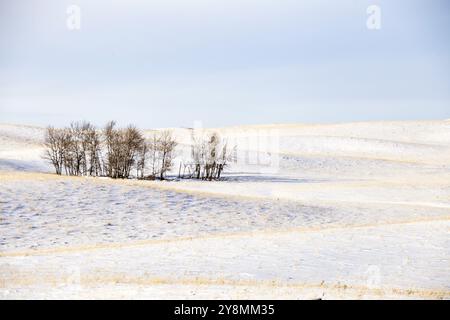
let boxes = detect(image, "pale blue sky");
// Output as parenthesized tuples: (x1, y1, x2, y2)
(1, 0, 449, 128)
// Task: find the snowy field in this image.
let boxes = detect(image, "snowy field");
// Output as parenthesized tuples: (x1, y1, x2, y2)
(1, 121, 449, 299)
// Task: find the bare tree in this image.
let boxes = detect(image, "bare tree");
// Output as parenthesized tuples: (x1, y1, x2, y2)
(156, 130, 177, 180)
(43, 127, 68, 175)
(122, 125, 145, 178)
(147, 133, 160, 178)
(136, 140, 148, 179)
(190, 130, 207, 179)
(81, 122, 102, 176)
(65, 122, 84, 176)
(103, 121, 117, 178)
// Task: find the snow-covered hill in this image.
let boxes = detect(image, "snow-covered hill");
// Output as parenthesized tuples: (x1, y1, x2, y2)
(0, 124, 48, 172)
(1, 120, 449, 299)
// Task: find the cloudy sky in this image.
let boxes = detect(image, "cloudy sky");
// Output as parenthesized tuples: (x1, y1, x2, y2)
(0, 0, 449, 128)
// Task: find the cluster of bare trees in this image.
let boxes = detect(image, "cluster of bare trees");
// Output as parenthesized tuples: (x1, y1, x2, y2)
(136, 130, 178, 180)
(44, 121, 177, 180)
(44, 122, 102, 176)
(44, 121, 234, 181)
(179, 131, 232, 180)
(103, 121, 144, 179)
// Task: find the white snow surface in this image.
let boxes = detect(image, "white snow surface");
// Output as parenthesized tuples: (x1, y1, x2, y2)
(0, 121, 449, 299)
